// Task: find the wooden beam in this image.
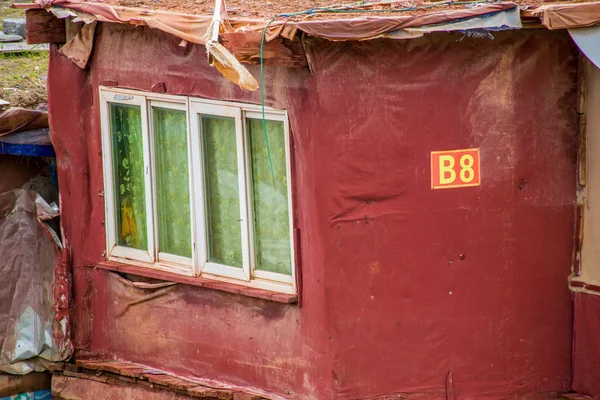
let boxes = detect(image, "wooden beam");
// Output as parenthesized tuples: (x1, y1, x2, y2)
(221, 32, 308, 68)
(10, 2, 42, 9)
(25, 9, 66, 45)
(0, 373, 51, 397)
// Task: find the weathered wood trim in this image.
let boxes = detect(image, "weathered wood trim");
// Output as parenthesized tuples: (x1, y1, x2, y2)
(221, 32, 308, 68)
(25, 9, 66, 45)
(59, 359, 267, 399)
(94, 261, 298, 303)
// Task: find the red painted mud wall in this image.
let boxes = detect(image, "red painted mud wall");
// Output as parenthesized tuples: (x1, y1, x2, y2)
(572, 292, 600, 399)
(48, 24, 578, 399)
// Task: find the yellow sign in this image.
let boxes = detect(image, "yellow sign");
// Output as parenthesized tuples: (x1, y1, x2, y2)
(431, 148, 481, 189)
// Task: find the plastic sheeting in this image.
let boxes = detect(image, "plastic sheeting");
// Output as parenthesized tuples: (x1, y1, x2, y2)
(0, 190, 71, 375)
(57, 21, 96, 69)
(402, 6, 521, 36)
(569, 25, 600, 70)
(0, 108, 48, 137)
(40, 0, 521, 90)
(0, 129, 52, 146)
(533, 1, 600, 30)
(0, 109, 54, 157)
(290, 4, 519, 41)
(0, 390, 52, 400)
(39, 0, 519, 44)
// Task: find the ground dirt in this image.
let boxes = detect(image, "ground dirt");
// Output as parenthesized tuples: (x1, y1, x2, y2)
(0, 0, 49, 109)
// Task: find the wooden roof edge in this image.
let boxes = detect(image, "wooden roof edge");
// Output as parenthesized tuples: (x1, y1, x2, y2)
(10, 3, 548, 26)
(10, 2, 42, 9)
(10, 2, 564, 35)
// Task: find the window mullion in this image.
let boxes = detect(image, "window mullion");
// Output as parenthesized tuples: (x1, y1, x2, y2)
(99, 92, 117, 257)
(284, 115, 297, 292)
(190, 104, 208, 277)
(235, 110, 251, 281)
(184, 98, 200, 276)
(141, 98, 157, 262)
(242, 112, 257, 280)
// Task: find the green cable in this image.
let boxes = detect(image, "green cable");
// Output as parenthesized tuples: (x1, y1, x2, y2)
(260, 18, 278, 189)
(257, 0, 498, 187)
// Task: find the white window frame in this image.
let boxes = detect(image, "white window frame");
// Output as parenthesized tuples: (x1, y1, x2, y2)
(99, 87, 296, 294)
(148, 99, 195, 270)
(100, 91, 155, 265)
(244, 110, 295, 286)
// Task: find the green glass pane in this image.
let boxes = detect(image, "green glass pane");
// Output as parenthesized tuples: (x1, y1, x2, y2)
(154, 107, 192, 258)
(110, 103, 147, 250)
(202, 115, 243, 267)
(248, 119, 292, 275)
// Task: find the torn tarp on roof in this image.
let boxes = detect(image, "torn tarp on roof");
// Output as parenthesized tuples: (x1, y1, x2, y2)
(401, 6, 522, 37)
(289, 3, 520, 41)
(532, 1, 600, 30)
(39, 0, 520, 45)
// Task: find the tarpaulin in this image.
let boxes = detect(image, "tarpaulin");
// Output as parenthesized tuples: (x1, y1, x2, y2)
(39, 0, 213, 44)
(48, 21, 578, 398)
(0, 129, 51, 146)
(58, 21, 96, 69)
(569, 25, 600, 70)
(38, 0, 520, 44)
(532, 1, 600, 30)
(291, 4, 519, 41)
(40, 0, 521, 90)
(403, 6, 521, 36)
(0, 190, 71, 374)
(0, 108, 48, 136)
(0, 128, 55, 157)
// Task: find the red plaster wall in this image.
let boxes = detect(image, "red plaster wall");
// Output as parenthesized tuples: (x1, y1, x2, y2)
(49, 24, 578, 399)
(572, 292, 600, 399)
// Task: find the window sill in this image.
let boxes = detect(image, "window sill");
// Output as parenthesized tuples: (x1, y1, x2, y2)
(94, 261, 298, 304)
(570, 275, 600, 296)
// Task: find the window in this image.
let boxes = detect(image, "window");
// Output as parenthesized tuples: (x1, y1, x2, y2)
(100, 89, 295, 294)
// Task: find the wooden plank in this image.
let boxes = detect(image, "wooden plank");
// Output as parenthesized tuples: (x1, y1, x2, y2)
(25, 9, 66, 45)
(232, 393, 263, 400)
(116, 365, 147, 378)
(62, 370, 110, 384)
(0, 42, 48, 54)
(221, 32, 307, 68)
(186, 386, 221, 398)
(71, 359, 265, 399)
(96, 261, 298, 303)
(10, 3, 42, 9)
(76, 359, 125, 374)
(145, 375, 198, 391)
